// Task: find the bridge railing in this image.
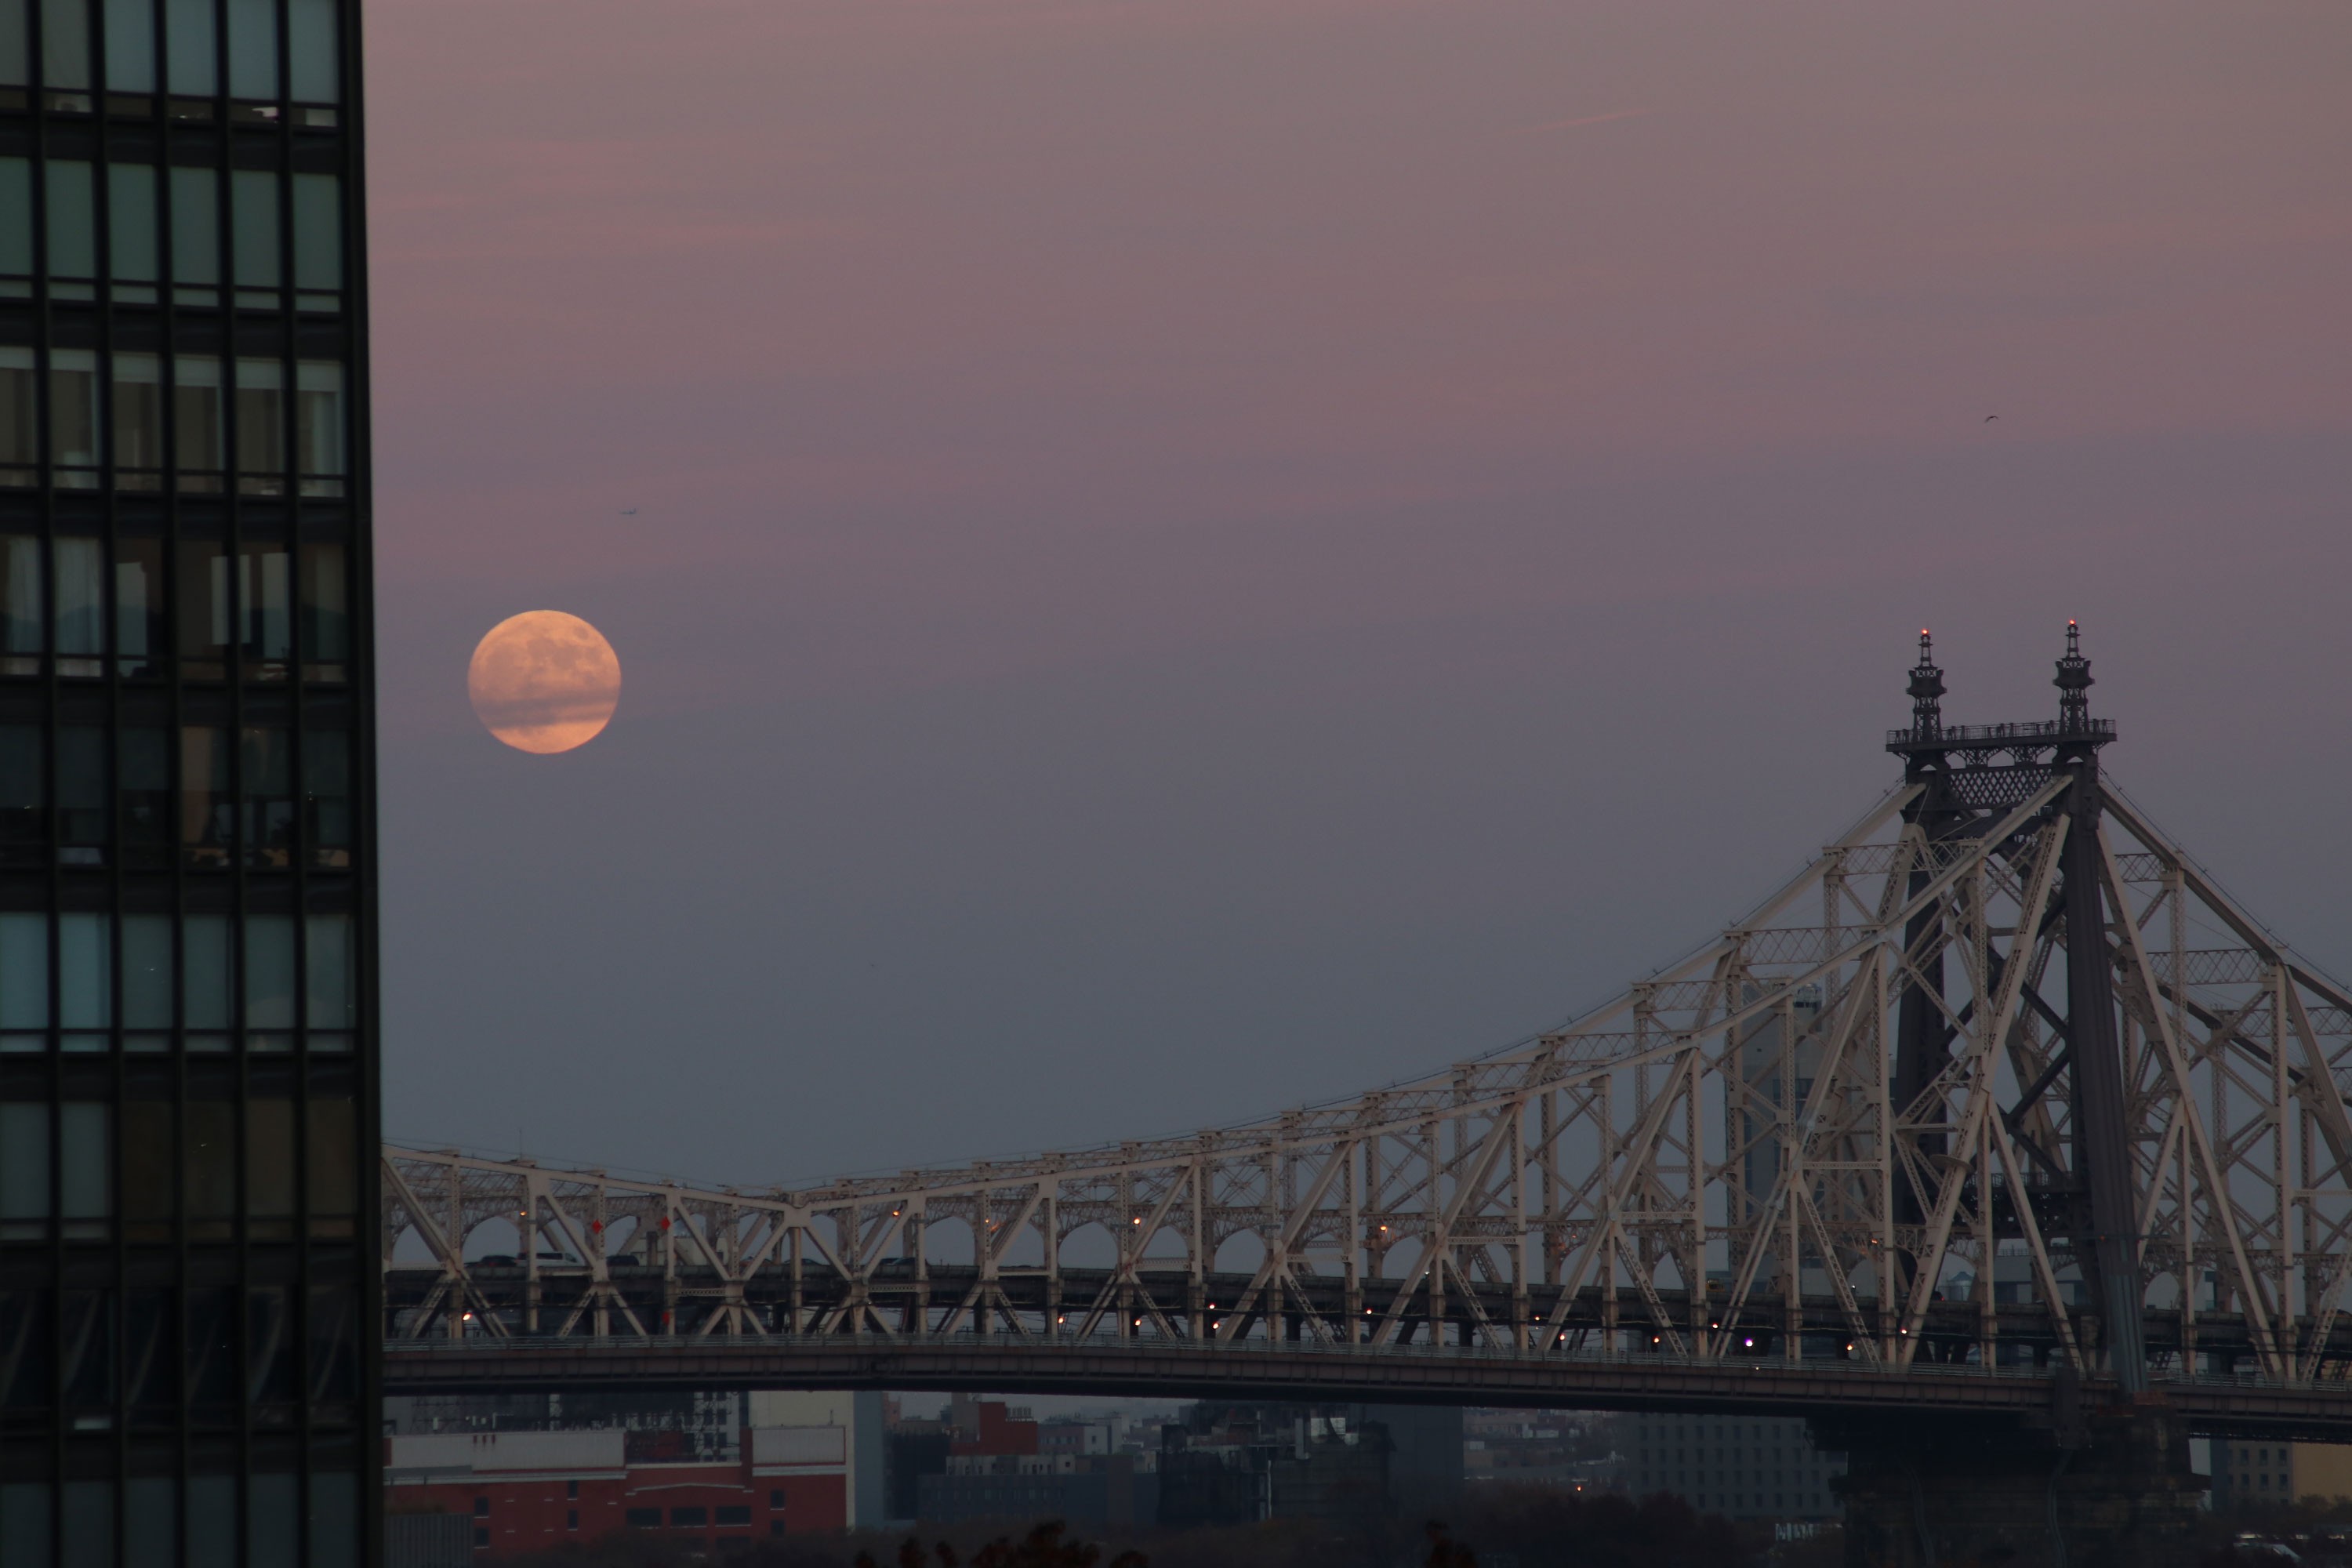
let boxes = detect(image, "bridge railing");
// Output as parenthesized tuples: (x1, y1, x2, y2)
(384, 1328, 2306, 1388)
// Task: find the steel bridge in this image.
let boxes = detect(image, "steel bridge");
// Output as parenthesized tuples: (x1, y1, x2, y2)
(383, 633, 2352, 1450)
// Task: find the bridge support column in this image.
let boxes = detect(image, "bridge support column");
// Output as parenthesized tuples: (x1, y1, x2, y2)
(1818, 1405, 2203, 1568)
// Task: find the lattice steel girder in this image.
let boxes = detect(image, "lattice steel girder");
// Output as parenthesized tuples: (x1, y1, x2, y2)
(383, 771, 2352, 1388)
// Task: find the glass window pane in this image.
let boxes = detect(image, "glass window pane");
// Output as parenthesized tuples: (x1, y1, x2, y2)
(245, 1098, 292, 1217)
(225, 0, 272, 100)
(0, 538, 32, 652)
(102, 0, 151, 92)
(182, 1103, 233, 1222)
(58, 728, 104, 858)
(0, 724, 41, 845)
(1, 354, 33, 486)
(241, 728, 292, 866)
(172, 356, 223, 482)
(121, 1100, 171, 1222)
(113, 351, 163, 479)
(0, 158, 30, 275)
(0, 912, 46, 1028)
(183, 913, 230, 1027)
(291, 173, 337, 289)
(125, 1477, 175, 1567)
(59, 911, 108, 1025)
(62, 1479, 114, 1568)
(234, 357, 283, 481)
(306, 1096, 354, 1214)
(114, 536, 164, 661)
(53, 534, 101, 653)
(0, 1483, 52, 1568)
(0, 0, 25, 87)
(245, 914, 293, 1027)
(163, 0, 212, 96)
(299, 543, 347, 664)
(305, 913, 351, 1026)
(185, 1473, 234, 1567)
(307, 1471, 357, 1566)
(59, 1101, 108, 1218)
(122, 914, 170, 1025)
(230, 169, 278, 287)
(119, 726, 169, 848)
(295, 360, 343, 481)
(237, 544, 291, 662)
(303, 734, 349, 862)
(0, 1102, 47, 1219)
(180, 727, 230, 866)
(41, 0, 88, 90)
(49, 348, 100, 474)
(46, 158, 95, 277)
(169, 165, 216, 284)
(109, 161, 158, 281)
(287, 0, 333, 102)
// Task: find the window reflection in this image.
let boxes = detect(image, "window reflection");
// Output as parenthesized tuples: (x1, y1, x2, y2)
(49, 349, 99, 486)
(235, 358, 283, 491)
(51, 535, 102, 673)
(169, 167, 219, 306)
(115, 534, 164, 675)
(304, 733, 350, 866)
(236, 543, 292, 673)
(183, 914, 231, 1045)
(300, 542, 348, 679)
(173, 356, 225, 488)
(176, 540, 227, 676)
(114, 353, 164, 488)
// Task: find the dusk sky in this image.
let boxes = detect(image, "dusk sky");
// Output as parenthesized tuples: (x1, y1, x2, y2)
(368, 0, 2352, 1185)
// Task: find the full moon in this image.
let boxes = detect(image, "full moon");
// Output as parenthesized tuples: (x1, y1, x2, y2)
(467, 612, 622, 754)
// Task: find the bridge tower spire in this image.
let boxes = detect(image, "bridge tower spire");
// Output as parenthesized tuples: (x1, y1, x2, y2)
(2050, 622, 2148, 1395)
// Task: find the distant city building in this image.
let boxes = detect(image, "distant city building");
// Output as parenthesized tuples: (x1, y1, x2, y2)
(1622, 1413, 1845, 1522)
(2212, 1441, 2352, 1511)
(0, 0, 379, 1563)
(378, 1387, 887, 1550)
(1155, 1402, 1463, 1530)
(383, 1425, 853, 1556)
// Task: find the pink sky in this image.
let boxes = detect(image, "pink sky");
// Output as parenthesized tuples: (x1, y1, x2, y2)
(362, 1, 2352, 1178)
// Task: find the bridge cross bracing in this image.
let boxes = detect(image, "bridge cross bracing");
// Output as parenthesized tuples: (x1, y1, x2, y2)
(383, 652, 2352, 1432)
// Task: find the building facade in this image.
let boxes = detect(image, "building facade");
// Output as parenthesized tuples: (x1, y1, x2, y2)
(2210, 1440, 2352, 1513)
(383, 1426, 853, 1559)
(0, 0, 378, 1563)
(1622, 1413, 1844, 1523)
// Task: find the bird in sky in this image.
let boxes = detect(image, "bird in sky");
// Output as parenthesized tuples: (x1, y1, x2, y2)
(619, 508, 638, 516)
(1984, 415, 1998, 423)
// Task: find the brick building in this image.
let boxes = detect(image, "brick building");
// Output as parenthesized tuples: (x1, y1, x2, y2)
(383, 1424, 851, 1557)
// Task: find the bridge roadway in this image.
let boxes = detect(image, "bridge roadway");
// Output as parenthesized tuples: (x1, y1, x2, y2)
(383, 1261, 2325, 1369)
(380, 1330, 2352, 1442)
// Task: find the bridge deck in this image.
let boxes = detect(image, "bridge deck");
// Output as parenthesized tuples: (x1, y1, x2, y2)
(382, 1334, 2352, 1440)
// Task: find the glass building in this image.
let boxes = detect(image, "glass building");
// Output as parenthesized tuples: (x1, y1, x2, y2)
(0, 0, 378, 1562)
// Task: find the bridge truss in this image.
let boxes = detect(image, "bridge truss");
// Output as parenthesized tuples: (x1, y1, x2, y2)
(384, 640, 2352, 1397)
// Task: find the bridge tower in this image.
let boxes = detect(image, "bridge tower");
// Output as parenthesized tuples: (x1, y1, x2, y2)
(1834, 626, 2201, 1568)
